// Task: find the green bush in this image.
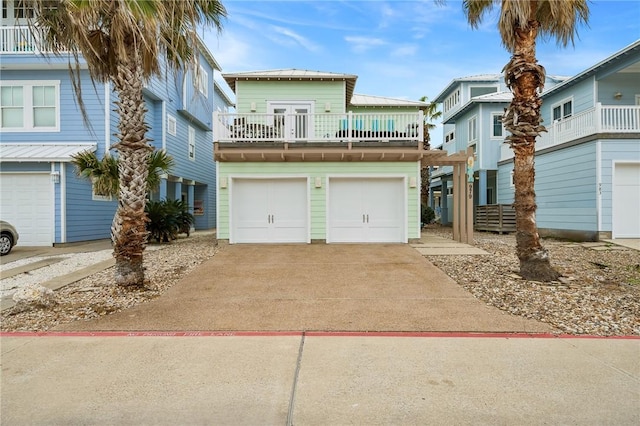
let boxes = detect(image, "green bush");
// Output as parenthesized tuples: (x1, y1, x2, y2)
(421, 205, 435, 226)
(146, 199, 194, 242)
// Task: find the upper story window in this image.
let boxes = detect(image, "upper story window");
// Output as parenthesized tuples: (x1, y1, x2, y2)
(552, 99, 573, 122)
(443, 89, 460, 113)
(492, 113, 504, 138)
(194, 65, 208, 97)
(167, 114, 177, 136)
(468, 116, 477, 144)
(445, 130, 455, 144)
(188, 126, 195, 161)
(4, 0, 57, 20)
(0, 81, 59, 132)
(470, 86, 498, 98)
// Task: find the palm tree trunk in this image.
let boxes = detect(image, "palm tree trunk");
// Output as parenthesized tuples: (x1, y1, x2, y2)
(111, 54, 152, 287)
(503, 20, 560, 282)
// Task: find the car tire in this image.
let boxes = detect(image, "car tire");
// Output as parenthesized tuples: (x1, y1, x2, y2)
(0, 233, 13, 256)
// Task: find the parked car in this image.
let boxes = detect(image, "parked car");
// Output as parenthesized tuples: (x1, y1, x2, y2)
(0, 220, 19, 255)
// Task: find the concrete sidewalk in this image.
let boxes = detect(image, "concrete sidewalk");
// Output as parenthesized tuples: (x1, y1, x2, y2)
(1, 333, 638, 425)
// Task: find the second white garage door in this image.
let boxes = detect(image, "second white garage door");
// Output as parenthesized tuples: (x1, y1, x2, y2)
(328, 177, 405, 243)
(231, 178, 308, 243)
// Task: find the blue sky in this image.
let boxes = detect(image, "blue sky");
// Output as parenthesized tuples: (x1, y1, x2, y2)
(204, 0, 640, 143)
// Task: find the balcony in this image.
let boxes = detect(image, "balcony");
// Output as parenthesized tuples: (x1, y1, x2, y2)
(214, 111, 431, 162)
(0, 26, 44, 53)
(500, 104, 640, 160)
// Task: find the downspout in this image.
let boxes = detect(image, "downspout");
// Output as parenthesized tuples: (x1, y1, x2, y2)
(104, 82, 110, 155)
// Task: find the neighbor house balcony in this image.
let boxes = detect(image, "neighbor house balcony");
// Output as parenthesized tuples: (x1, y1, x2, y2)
(213, 111, 432, 162)
(500, 103, 640, 160)
(0, 26, 46, 54)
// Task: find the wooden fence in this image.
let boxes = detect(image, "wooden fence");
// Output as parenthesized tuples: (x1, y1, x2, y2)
(475, 204, 516, 233)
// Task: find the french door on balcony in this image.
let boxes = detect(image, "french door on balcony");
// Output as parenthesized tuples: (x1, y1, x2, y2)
(268, 101, 313, 140)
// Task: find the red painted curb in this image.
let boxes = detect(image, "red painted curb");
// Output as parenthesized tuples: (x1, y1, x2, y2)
(1, 331, 638, 339)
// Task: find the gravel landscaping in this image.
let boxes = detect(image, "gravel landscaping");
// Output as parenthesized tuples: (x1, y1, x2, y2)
(1, 227, 638, 335)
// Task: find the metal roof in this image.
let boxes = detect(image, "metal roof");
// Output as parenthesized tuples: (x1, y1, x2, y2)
(542, 39, 640, 98)
(443, 91, 513, 124)
(350, 94, 428, 108)
(0, 143, 97, 162)
(433, 74, 502, 102)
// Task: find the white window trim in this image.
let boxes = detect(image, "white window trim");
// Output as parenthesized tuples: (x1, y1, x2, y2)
(491, 113, 504, 139)
(167, 114, 177, 136)
(635, 94, 640, 106)
(195, 65, 208, 98)
(468, 115, 478, 144)
(91, 179, 113, 201)
(469, 85, 498, 99)
(188, 126, 196, 161)
(551, 97, 573, 122)
(0, 80, 60, 132)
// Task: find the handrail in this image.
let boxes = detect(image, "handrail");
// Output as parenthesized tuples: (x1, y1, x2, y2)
(214, 111, 424, 143)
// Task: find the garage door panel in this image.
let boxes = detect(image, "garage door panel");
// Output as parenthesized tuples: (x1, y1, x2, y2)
(0, 173, 53, 246)
(329, 178, 405, 243)
(231, 178, 308, 243)
(613, 163, 640, 238)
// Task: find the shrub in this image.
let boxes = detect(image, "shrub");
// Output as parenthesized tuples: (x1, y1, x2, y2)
(146, 199, 194, 242)
(421, 204, 435, 226)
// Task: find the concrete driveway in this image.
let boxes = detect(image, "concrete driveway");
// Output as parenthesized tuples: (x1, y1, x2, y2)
(58, 244, 550, 333)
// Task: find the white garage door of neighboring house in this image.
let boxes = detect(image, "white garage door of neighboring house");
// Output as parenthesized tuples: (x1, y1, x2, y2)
(0, 173, 54, 246)
(231, 178, 308, 243)
(612, 163, 640, 238)
(328, 178, 405, 243)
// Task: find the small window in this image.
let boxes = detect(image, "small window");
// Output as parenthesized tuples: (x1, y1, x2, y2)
(468, 116, 477, 143)
(167, 114, 177, 136)
(445, 131, 455, 143)
(188, 126, 195, 161)
(195, 65, 208, 97)
(552, 99, 572, 122)
(91, 179, 112, 201)
(470, 86, 498, 98)
(510, 170, 515, 187)
(492, 114, 503, 138)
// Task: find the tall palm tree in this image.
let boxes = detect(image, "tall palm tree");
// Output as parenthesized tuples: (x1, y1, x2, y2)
(29, 0, 226, 286)
(463, 0, 589, 281)
(71, 150, 175, 198)
(419, 96, 442, 205)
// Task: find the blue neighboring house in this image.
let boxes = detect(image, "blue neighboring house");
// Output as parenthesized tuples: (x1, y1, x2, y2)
(431, 40, 640, 241)
(0, 4, 233, 246)
(430, 74, 567, 225)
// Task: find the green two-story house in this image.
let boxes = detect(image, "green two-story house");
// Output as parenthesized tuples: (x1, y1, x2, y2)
(213, 69, 470, 244)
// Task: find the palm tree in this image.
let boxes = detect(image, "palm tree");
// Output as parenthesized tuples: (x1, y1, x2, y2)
(419, 96, 442, 205)
(462, 0, 589, 281)
(29, 0, 226, 286)
(71, 150, 175, 198)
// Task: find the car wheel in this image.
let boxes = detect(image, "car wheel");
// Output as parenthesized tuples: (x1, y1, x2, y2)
(0, 233, 13, 256)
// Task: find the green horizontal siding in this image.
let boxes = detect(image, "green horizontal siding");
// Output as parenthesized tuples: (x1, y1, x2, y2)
(235, 81, 346, 114)
(217, 161, 420, 241)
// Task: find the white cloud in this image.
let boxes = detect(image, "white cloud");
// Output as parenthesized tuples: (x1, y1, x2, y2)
(270, 26, 322, 52)
(345, 36, 387, 53)
(391, 44, 418, 57)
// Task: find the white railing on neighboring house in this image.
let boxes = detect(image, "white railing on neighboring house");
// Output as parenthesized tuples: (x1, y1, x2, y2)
(0, 26, 43, 53)
(213, 111, 424, 143)
(500, 103, 640, 160)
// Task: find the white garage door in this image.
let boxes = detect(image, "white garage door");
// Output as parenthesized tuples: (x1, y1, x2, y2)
(231, 178, 308, 243)
(0, 173, 54, 246)
(612, 163, 640, 238)
(328, 177, 405, 243)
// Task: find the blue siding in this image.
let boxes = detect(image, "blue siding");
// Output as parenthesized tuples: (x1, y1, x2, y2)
(498, 143, 598, 232)
(63, 164, 117, 242)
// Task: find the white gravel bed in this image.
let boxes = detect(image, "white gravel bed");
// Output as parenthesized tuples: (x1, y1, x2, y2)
(0, 246, 163, 299)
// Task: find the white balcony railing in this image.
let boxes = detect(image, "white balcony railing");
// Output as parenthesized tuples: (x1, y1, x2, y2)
(0, 26, 44, 53)
(214, 111, 424, 143)
(500, 103, 640, 160)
